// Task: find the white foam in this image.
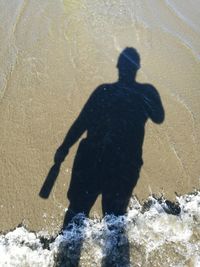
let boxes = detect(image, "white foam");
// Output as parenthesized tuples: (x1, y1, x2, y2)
(0, 192, 199, 266)
(0, 227, 54, 267)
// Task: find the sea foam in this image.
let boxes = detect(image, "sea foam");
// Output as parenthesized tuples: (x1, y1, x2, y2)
(0, 191, 200, 267)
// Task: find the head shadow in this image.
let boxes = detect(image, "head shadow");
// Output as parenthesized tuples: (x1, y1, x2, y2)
(117, 47, 141, 81)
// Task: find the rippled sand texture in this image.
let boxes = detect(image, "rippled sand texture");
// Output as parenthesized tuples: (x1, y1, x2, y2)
(0, 0, 200, 232)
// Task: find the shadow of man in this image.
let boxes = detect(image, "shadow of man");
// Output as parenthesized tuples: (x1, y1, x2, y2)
(40, 47, 165, 266)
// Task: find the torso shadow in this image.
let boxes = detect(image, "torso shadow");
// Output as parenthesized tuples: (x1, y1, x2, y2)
(66, 80, 164, 220)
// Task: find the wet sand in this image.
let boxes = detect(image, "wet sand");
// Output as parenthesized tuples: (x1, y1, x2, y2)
(0, 0, 200, 233)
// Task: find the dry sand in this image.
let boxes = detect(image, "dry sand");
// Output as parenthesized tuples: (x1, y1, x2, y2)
(0, 0, 200, 233)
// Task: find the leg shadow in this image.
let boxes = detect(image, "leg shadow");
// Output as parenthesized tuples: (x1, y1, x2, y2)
(55, 211, 86, 267)
(101, 215, 130, 267)
(100, 164, 140, 267)
(55, 194, 98, 267)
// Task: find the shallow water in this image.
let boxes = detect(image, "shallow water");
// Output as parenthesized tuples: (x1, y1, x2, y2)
(1, 192, 200, 267)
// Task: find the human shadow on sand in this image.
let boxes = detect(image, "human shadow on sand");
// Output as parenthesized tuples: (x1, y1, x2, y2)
(39, 47, 165, 266)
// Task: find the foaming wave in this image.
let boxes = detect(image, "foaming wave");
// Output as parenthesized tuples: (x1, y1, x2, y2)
(0, 191, 200, 267)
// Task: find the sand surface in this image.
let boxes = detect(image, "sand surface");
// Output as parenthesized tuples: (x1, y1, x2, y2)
(0, 0, 200, 232)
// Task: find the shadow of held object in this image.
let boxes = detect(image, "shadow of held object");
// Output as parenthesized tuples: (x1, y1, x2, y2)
(39, 163, 61, 199)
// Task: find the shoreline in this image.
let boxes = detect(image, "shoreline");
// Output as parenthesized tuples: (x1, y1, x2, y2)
(1, 190, 199, 266)
(1, 190, 199, 234)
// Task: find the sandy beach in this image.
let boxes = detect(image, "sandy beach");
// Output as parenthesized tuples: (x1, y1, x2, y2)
(0, 0, 200, 233)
